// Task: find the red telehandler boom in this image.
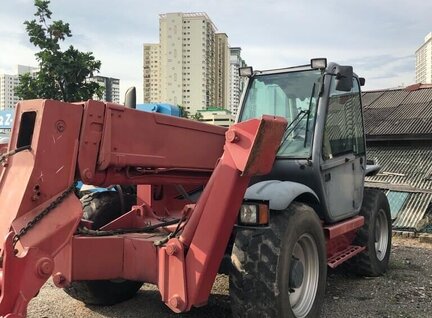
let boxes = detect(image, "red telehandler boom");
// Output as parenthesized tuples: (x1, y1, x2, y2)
(0, 99, 286, 317)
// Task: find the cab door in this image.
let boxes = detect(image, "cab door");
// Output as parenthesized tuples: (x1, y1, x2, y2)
(320, 78, 365, 222)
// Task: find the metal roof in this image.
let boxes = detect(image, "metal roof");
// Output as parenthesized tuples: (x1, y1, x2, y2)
(392, 193, 432, 230)
(361, 91, 385, 107)
(399, 88, 432, 104)
(386, 102, 429, 120)
(367, 145, 432, 190)
(362, 85, 432, 231)
(363, 108, 397, 135)
(367, 90, 410, 109)
(366, 145, 432, 230)
(362, 86, 432, 138)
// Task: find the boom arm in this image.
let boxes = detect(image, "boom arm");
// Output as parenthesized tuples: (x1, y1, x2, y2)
(0, 99, 286, 317)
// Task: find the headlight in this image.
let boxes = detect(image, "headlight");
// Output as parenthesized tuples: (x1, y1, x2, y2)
(239, 66, 253, 77)
(238, 202, 269, 226)
(310, 58, 327, 69)
(239, 204, 258, 224)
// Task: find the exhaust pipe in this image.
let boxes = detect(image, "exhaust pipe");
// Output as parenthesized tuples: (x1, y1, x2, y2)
(124, 87, 136, 109)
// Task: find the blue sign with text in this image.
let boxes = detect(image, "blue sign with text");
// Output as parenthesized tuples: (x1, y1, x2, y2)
(0, 110, 14, 129)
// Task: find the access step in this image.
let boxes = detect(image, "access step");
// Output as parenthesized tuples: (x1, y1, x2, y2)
(327, 245, 365, 269)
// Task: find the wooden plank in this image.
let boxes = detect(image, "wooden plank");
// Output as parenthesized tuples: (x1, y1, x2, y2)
(364, 181, 432, 194)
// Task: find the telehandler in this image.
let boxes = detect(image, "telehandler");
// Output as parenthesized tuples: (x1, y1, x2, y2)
(0, 59, 391, 318)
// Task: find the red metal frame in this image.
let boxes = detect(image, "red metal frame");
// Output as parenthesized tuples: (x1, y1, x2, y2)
(0, 100, 83, 317)
(0, 100, 287, 317)
(324, 215, 365, 268)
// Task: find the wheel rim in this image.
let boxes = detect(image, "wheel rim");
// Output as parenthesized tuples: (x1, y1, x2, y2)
(288, 233, 319, 318)
(375, 209, 389, 261)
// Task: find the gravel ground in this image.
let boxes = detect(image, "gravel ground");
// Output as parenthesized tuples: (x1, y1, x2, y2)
(27, 236, 432, 318)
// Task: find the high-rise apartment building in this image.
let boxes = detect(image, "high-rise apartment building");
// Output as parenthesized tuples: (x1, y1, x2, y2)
(0, 74, 19, 110)
(229, 47, 247, 117)
(215, 33, 230, 109)
(143, 44, 161, 103)
(143, 12, 230, 114)
(89, 76, 120, 103)
(0, 65, 38, 110)
(1, 66, 118, 108)
(416, 32, 432, 84)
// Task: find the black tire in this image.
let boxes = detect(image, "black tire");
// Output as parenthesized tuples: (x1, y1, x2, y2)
(63, 191, 143, 305)
(230, 202, 327, 318)
(347, 188, 392, 276)
(81, 191, 135, 229)
(64, 279, 144, 306)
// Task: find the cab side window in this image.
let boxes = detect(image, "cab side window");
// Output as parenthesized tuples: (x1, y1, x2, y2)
(323, 78, 365, 160)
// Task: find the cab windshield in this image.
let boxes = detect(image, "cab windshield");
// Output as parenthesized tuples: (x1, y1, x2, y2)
(240, 69, 322, 158)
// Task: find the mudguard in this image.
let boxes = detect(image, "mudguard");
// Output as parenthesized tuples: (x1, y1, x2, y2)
(244, 180, 319, 210)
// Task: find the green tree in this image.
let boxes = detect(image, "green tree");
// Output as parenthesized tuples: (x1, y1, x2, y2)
(190, 112, 203, 121)
(177, 105, 190, 118)
(177, 105, 204, 121)
(15, 0, 103, 102)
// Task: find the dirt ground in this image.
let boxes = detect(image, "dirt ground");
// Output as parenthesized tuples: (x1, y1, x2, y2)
(27, 236, 432, 317)
(321, 237, 432, 318)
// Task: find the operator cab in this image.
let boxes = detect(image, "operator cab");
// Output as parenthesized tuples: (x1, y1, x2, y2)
(237, 59, 366, 223)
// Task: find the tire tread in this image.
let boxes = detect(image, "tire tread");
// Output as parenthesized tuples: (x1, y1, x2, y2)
(230, 202, 326, 318)
(347, 189, 392, 276)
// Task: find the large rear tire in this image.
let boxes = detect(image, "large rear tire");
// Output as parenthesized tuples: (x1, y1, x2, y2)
(63, 191, 144, 305)
(230, 202, 327, 318)
(347, 188, 392, 276)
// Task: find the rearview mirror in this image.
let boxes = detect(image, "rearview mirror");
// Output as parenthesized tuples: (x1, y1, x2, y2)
(335, 65, 353, 92)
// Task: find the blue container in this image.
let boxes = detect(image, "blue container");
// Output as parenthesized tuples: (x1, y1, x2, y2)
(136, 103, 180, 117)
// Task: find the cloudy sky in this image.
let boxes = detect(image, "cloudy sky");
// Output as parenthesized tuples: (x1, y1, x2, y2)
(0, 0, 430, 102)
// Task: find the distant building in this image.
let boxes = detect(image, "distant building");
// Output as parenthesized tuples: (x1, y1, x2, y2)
(143, 12, 231, 114)
(229, 47, 247, 117)
(0, 74, 19, 110)
(362, 83, 432, 232)
(17, 65, 38, 76)
(215, 33, 230, 109)
(143, 44, 161, 103)
(0, 65, 37, 110)
(198, 107, 234, 127)
(416, 32, 432, 84)
(89, 76, 120, 103)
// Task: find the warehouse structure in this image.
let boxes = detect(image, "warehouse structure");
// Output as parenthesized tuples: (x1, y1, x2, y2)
(363, 83, 432, 231)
